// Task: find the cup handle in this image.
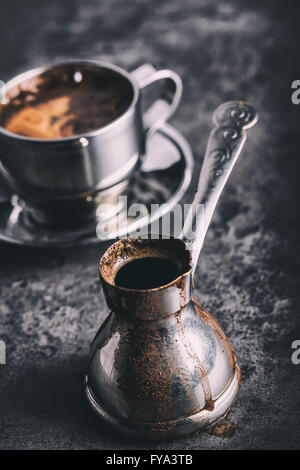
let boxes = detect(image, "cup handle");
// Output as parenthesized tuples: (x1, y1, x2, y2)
(130, 64, 182, 139)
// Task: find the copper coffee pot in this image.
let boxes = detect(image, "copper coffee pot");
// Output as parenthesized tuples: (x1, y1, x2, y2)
(85, 101, 258, 440)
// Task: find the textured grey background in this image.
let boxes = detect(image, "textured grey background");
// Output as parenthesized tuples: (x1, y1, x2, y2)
(0, 0, 299, 450)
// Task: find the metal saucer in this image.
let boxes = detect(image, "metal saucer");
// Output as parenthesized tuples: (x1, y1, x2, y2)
(0, 124, 193, 247)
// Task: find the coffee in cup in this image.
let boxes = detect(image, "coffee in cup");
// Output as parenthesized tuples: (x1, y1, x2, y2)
(0, 60, 182, 229)
(0, 64, 133, 139)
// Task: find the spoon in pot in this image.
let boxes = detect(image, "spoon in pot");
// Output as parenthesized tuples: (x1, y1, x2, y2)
(180, 100, 258, 275)
(85, 101, 258, 441)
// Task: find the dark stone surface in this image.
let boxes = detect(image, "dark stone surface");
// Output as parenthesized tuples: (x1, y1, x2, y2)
(0, 0, 300, 450)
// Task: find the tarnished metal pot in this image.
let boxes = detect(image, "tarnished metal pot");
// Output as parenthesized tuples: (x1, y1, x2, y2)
(85, 237, 240, 440)
(84, 101, 257, 440)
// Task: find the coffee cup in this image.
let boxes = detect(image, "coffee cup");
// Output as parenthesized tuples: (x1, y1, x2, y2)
(0, 60, 182, 224)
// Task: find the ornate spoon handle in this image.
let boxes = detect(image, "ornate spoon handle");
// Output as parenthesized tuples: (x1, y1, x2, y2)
(180, 100, 258, 274)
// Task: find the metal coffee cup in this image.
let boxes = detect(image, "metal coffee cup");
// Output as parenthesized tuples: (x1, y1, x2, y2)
(0, 60, 182, 223)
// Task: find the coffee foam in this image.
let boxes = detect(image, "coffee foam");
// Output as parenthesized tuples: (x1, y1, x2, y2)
(0, 65, 133, 139)
(5, 96, 74, 139)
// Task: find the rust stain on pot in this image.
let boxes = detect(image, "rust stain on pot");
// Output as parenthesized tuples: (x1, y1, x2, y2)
(112, 318, 177, 426)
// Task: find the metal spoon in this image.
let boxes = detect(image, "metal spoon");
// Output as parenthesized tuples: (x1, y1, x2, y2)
(180, 100, 258, 274)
